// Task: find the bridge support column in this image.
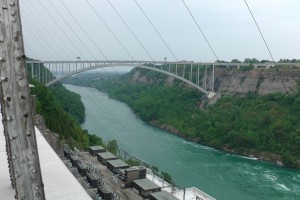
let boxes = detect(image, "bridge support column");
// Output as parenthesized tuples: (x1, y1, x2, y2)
(197, 64, 199, 86)
(38, 63, 41, 83)
(31, 63, 34, 79)
(56, 62, 58, 78)
(48, 63, 51, 84)
(190, 65, 192, 81)
(204, 65, 207, 91)
(212, 64, 215, 92)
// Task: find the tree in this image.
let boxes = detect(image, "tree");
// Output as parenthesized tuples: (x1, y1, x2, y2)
(106, 140, 118, 155)
(243, 58, 252, 63)
(243, 58, 259, 64)
(260, 60, 270, 63)
(231, 59, 242, 63)
(161, 171, 174, 184)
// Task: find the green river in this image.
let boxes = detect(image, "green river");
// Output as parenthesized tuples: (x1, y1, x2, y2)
(64, 84, 300, 200)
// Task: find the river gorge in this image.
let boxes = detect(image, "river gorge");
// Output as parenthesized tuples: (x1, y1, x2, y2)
(64, 84, 300, 200)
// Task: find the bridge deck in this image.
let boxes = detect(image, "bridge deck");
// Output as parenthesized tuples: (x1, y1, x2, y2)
(0, 115, 92, 200)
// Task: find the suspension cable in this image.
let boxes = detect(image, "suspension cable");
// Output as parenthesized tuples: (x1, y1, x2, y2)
(180, 0, 237, 94)
(58, 0, 108, 61)
(134, 0, 179, 62)
(84, 0, 135, 61)
(36, 0, 88, 60)
(106, 0, 154, 61)
(23, 2, 78, 60)
(46, 0, 98, 60)
(243, 0, 288, 93)
(22, 18, 68, 60)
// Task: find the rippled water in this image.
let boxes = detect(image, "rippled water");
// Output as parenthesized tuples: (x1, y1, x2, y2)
(64, 84, 300, 200)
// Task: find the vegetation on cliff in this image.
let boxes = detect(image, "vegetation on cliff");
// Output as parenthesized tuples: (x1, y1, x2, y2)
(49, 83, 85, 124)
(29, 76, 102, 150)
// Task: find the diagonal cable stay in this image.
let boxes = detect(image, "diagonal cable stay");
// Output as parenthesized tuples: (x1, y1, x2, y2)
(134, 0, 179, 62)
(23, 2, 78, 60)
(36, 0, 88, 60)
(84, 0, 135, 61)
(243, 0, 288, 93)
(106, 0, 154, 61)
(46, 0, 98, 60)
(58, 0, 108, 61)
(180, 0, 238, 94)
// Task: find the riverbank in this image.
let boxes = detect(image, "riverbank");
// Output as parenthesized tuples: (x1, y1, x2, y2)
(149, 120, 300, 169)
(63, 83, 300, 200)
(64, 71, 300, 169)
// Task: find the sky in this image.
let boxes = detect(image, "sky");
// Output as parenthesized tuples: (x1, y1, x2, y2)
(20, 0, 300, 62)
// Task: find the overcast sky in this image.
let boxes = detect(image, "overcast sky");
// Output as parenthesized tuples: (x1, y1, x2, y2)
(20, 0, 300, 62)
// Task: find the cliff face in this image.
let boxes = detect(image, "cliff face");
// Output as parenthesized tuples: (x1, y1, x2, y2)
(215, 68, 300, 95)
(130, 67, 300, 95)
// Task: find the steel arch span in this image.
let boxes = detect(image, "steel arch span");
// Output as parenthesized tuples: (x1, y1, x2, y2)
(27, 60, 249, 98)
(46, 64, 211, 95)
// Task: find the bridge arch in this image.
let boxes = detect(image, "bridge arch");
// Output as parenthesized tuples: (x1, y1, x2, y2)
(45, 63, 213, 96)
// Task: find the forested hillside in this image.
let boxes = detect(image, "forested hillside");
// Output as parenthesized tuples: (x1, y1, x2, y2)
(65, 70, 300, 168)
(49, 83, 85, 124)
(29, 80, 102, 150)
(25, 58, 103, 149)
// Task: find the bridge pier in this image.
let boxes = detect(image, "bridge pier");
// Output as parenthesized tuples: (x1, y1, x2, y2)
(197, 65, 200, 86)
(212, 64, 215, 92)
(203, 65, 207, 91)
(190, 65, 192, 81)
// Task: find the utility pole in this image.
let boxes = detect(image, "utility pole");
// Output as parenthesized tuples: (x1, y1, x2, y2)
(0, 0, 46, 199)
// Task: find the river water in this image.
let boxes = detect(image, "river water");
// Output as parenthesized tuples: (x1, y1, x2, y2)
(64, 84, 300, 200)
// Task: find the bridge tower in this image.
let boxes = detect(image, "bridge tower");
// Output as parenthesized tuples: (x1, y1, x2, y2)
(0, 0, 45, 199)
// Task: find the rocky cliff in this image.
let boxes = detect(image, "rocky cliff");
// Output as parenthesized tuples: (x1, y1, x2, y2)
(130, 67, 300, 95)
(215, 67, 300, 95)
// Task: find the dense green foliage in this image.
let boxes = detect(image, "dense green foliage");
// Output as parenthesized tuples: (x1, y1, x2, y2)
(161, 171, 174, 185)
(106, 139, 118, 155)
(30, 80, 102, 150)
(25, 60, 106, 152)
(66, 70, 300, 168)
(49, 83, 85, 124)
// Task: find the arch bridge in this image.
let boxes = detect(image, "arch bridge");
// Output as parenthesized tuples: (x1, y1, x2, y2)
(25, 60, 279, 98)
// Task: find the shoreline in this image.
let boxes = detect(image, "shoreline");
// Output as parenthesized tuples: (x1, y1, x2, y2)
(148, 120, 300, 169)
(66, 83, 300, 170)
